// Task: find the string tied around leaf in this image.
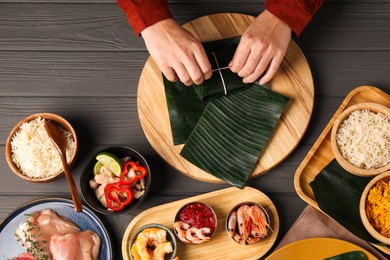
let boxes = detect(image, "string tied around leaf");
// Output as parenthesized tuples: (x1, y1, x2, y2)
(211, 52, 229, 96)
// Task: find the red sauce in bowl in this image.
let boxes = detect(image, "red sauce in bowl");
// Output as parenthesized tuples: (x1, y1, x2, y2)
(177, 202, 216, 236)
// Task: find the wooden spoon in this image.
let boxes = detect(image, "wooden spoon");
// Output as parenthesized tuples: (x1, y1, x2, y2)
(44, 120, 83, 212)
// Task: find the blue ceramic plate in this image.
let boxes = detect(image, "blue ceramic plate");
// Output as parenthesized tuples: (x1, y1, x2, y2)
(0, 198, 112, 259)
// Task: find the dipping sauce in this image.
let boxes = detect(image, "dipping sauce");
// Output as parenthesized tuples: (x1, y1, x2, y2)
(173, 202, 216, 244)
(177, 202, 216, 235)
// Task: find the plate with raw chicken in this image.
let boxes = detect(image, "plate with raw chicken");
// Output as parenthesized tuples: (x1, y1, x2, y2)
(0, 198, 112, 260)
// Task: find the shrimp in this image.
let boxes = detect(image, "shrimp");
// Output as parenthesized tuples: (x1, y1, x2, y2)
(131, 228, 173, 260)
(249, 206, 271, 238)
(144, 228, 167, 247)
(186, 228, 203, 244)
(195, 227, 211, 240)
(227, 210, 237, 237)
(173, 221, 191, 244)
(131, 232, 150, 260)
(153, 242, 173, 260)
(237, 205, 251, 240)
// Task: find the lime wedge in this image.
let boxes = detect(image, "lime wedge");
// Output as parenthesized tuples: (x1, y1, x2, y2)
(95, 152, 122, 177)
(93, 161, 104, 176)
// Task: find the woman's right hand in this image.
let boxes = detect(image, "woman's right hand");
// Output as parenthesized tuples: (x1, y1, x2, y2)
(141, 18, 212, 86)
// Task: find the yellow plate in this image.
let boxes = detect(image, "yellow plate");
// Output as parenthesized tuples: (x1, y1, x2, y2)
(266, 237, 378, 260)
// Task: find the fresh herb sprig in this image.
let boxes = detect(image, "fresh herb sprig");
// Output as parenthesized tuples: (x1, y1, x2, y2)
(14, 213, 49, 260)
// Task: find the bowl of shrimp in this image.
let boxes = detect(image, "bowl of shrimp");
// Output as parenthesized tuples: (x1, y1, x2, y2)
(173, 201, 217, 245)
(226, 202, 272, 245)
(129, 223, 178, 260)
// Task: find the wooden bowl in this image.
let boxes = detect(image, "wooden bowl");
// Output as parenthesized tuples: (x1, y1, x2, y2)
(331, 102, 390, 176)
(360, 171, 390, 245)
(5, 113, 78, 182)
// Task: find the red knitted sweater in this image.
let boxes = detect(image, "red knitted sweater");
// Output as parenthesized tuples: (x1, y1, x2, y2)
(116, 0, 323, 36)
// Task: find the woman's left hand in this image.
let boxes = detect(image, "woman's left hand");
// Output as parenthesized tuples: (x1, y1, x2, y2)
(229, 10, 292, 85)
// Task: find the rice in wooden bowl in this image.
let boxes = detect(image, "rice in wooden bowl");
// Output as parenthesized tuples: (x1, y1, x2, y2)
(331, 102, 390, 177)
(5, 113, 78, 182)
(360, 171, 390, 245)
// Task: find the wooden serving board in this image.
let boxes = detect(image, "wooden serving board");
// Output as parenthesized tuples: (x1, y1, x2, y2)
(137, 13, 314, 183)
(121, 187, 279, 260)
(294, 85, 390, 254)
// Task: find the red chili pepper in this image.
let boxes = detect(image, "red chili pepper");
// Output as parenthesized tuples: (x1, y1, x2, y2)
(120, 161, 147, 185)
(104, 182, 133, 211)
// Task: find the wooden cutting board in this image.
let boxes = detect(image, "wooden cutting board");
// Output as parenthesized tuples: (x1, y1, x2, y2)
(294, 86, 390, 255)
(138, 13, 314, 183)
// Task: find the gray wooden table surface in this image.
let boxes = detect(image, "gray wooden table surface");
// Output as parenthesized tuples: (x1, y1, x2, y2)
(1, 0, 389, 259)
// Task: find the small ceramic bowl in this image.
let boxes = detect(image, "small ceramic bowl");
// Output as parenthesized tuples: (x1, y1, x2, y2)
(226, 202, 270, 245)
(331, 102, 390, 177)
(360, 171, 390, 245)
(80, 146, 151, 215)
(129, 223, 177, 260)
(5, 113, 78, 182)
(173, 201, 217, 245)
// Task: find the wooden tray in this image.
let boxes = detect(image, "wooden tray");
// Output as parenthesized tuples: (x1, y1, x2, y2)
(294, 85, 390, 254)
(137, 13, 314, 183)
(122, 187, 279, 260)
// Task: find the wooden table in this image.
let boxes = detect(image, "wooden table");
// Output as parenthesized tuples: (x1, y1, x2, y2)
(0, 0, 389, 259)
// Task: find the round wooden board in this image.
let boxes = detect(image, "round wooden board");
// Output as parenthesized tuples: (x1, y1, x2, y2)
(138, 13, 314, 183)
(122, 187, 279, 260)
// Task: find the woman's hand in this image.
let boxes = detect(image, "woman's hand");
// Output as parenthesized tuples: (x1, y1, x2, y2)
(141, 18, 212, 86)
(229, 10, 292, 85)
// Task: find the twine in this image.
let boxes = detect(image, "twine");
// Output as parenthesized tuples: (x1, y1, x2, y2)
(211, 52, 228, 95)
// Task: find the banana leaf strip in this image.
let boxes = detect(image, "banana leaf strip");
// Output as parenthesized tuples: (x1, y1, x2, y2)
(180, 84, 289, 188)
(163, 77, 206, 145)
(310, 159, 382, 244)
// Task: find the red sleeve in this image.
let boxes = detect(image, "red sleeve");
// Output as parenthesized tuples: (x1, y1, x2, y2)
(116, 0, 173, 36)
(265, 0, 324, 36)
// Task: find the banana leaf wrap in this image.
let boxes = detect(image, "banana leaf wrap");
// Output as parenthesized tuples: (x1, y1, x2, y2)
(193, 37, 248, 101)
(180, 84, 289, 188)
(163, 37, 247, 145)
(163, 37, 289, 188)
(310, 159, 383, 244)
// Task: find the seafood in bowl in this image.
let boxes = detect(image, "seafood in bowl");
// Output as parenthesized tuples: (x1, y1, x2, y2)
(226, 202, 271, 245)
(173, 202, 217, 245)
(129, 224, 178, 260)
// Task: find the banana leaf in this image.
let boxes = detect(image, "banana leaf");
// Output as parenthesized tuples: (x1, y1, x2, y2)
(163, 37, 247, 145)
(310, 159, 383, 244)
(163, 77, 206, 145)
(180, 84, 289, 188)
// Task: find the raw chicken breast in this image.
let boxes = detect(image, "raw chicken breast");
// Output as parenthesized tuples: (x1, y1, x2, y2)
(15, 209, 80, 259)
(50, 230, 101, 260)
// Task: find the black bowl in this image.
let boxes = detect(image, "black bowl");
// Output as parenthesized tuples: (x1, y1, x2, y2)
(80, 146, 151, 215)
